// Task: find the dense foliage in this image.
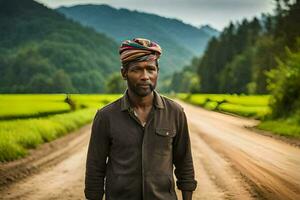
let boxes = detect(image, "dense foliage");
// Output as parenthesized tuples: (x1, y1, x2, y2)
(105, 72, 127, 94)
(196, 0, 300, 95)
(165, 57, 201, 93)
(0, 0, 120, 93)
(170, 0, 300, 121)
(167, 1, 299, 96)
(266, 47, 300, 118)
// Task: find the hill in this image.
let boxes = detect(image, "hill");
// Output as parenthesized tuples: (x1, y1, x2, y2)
(0, 0, 119, 93)
(57, 4, 219, 75)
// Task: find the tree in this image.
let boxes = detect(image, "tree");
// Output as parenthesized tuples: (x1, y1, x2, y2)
(266, 45, 300, 118)
(249, 35, 283, 94)
(52, 69, 76, 93)
(168, 57, 201, 93)
(71, 71, 105, 93)
(0, 0, 119, 93)
(27, 73, 53, 93)
(219, 48, 253, 94)
(197, 17, 262, 94)
(274, 0, 300, 49)
(105, 72, 127, 93)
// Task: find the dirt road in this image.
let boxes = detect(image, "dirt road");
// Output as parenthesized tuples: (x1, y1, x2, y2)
(1, 100, 300, 200)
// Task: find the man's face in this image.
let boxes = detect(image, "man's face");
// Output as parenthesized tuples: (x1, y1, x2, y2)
(122, 60, 158, 97)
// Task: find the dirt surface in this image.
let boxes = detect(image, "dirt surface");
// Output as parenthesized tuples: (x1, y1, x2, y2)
(0, 125, 91, 200)
(1, 100, 300, 200)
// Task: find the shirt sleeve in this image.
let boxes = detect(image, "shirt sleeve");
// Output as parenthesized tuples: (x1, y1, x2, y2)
(173, 108, 197, 191)
(85, 110, 110, 200)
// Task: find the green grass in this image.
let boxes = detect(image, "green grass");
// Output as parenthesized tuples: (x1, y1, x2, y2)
(2, 92, 297, 163)
(219, 103, 270, 118)
(257, 115, 300, 138)
(0, 94, 121, 119)
(0, 94, 71, 119)
(177, 93, 271, 119)
(0, 94, 121, 162)
(0, 108, 98, 162)
(177, 93, 300, 138)
(71, 94, 122, 108)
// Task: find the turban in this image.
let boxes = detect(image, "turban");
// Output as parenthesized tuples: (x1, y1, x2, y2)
(119, 38, 162, 66)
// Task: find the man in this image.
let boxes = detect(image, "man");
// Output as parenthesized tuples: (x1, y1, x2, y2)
(85, 38, 197, 200)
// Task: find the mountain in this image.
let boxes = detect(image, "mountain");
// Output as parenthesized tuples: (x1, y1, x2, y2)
(57, 4, 219, 75)
(199, 25, 219, 37)
(0, 0, 119, 93)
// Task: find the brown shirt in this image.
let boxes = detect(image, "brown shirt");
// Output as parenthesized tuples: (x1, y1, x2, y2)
(85, 90, 197, 200)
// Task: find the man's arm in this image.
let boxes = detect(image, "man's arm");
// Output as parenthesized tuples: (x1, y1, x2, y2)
(173, 109, 197, 200)
(85, 110, 110, 200)
(182, 191, 193, 200)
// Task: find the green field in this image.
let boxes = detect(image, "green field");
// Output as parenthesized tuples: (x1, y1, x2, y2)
(71, 94, 121, 108)
(0, 94, 120, 162)
(177, 93, 271, 119)
(177, 93, 300, 138)
(0, 94, 70, 120)
(1, 93, 298, 162)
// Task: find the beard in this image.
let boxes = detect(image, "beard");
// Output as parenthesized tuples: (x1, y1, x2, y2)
(127, 79, 157, 97)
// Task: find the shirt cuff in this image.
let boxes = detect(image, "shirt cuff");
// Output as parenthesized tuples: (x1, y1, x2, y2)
(177, 179, 197, 191)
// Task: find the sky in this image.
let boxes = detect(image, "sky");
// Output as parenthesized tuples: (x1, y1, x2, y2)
(35, 0, 276, 31)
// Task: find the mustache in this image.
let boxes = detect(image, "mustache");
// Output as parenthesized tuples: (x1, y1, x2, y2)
(137, 82, 151, 86)
(137, 82, 155, 90)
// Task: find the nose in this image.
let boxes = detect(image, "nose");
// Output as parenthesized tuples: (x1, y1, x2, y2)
(140, 69, 150, 80)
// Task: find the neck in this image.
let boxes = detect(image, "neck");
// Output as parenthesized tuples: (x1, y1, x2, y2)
(127, 89, 154, 109)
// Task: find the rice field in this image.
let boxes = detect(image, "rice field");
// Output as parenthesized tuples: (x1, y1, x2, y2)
(0, 94, 120, 162)
(177, 93, 271, 119)
(0, 94, 70, 120)
(71, 94, 121, 108)
(0, 94, 122, 120)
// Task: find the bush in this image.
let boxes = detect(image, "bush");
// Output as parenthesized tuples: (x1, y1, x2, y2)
(266, 46, 300, 118)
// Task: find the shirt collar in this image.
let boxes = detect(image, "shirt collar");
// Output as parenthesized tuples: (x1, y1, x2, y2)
(120, 90, 164, 111)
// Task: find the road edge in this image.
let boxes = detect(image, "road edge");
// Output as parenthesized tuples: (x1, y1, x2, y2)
(0, 124, 91, 189)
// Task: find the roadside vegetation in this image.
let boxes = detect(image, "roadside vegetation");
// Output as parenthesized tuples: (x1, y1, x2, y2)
(177, 93, 270, 119)
(257, 48, 300, 138)
(175, 1, 300, 139)
(0, 94, 120, 162)
(177, 91, 300, 138)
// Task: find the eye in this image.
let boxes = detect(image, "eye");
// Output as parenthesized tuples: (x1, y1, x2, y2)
(130, 67, 140, 72)
(147, 66, 157, 72)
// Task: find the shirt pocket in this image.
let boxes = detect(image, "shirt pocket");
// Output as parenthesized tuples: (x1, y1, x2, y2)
(154, 128, 176, 155)
(156, 128, 176, 137)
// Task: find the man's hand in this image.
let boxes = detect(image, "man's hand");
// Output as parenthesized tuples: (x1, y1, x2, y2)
(182, 191, 193, 200)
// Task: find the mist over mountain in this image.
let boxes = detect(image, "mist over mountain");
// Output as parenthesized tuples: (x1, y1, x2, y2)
(57, 4, 219, 75)
(0, 0, 219, 93)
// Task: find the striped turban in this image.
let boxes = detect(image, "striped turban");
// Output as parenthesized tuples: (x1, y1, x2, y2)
(119, 38, 162, 67)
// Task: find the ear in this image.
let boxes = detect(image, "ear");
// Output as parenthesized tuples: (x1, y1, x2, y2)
(121, 67, 127, 80)
(155, 60, 159, 72)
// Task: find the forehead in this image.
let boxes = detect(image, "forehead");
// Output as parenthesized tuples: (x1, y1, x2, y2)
(127, 60, 157, 69)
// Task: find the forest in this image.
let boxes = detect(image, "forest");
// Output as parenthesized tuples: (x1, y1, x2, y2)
(0, 0, 119, 93)
(169, 0, 300, 121)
